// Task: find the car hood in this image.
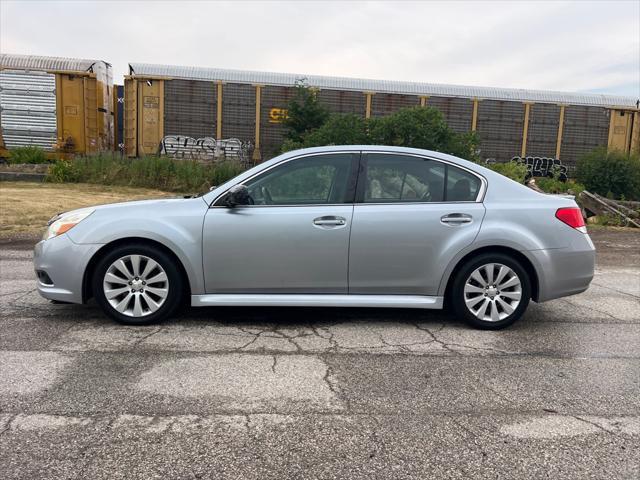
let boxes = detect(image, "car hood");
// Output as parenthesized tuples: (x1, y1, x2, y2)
(54, 197, 195, 218)
(90, 197, 189, 211)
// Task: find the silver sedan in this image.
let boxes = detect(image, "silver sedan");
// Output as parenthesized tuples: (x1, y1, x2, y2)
(34, 146, 595, 329)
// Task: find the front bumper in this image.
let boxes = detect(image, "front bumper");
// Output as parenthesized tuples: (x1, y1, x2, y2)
(34, 234, 103, 304)
(531, 232, 596, 303)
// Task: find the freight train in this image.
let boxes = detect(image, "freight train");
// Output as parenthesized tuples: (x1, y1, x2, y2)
(1, 54, 638, 169)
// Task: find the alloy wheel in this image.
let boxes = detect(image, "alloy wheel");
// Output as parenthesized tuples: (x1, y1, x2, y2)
(463, 263, 522, 322)
(102, 254, 169, 317)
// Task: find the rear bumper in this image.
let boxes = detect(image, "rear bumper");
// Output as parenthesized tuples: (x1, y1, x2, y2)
(34, 234, 103, 304)
(530, 233, 595, 303)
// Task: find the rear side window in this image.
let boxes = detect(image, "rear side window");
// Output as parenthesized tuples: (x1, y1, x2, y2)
(446, 165, 481, 202)
(359, 153, 481, 203)
(362, 154, 446, 203)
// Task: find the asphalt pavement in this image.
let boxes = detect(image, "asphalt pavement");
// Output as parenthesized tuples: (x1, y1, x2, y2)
(0, 229, 638, 479)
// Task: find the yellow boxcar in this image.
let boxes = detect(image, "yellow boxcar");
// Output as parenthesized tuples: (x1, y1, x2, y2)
(123, 75, 165, 157)
(0, 54, 114, 158)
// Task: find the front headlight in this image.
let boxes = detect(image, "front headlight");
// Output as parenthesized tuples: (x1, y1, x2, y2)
(43, 208, 95, 241)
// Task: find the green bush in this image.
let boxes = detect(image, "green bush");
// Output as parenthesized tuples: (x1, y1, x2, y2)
(576, 147, 640, 200)
(536, 177, 585, 195)
(7, 146, 49, 164)
(303, 113, 369, 147)
(368, 107, 479, 161)
(281, 106, 480, 162)
(484, 161, 587, 196)
(280, 138, 306, 153)
(46, 155, 245, 192)
(485, 161, 528, 183)
(281, 113, 369, 152)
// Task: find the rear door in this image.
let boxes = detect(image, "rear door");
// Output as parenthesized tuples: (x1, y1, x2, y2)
(348, 152, 486, 295)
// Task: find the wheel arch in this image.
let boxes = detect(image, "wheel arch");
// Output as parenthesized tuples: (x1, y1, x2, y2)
(442, 245, 540, 304)
(82, 237, 192, 303)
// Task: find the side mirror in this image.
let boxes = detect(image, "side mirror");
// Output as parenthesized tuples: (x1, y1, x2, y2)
(225, 184, 252, 207)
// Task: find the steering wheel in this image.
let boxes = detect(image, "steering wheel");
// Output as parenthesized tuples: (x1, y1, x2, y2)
(261, 186, 273, 205)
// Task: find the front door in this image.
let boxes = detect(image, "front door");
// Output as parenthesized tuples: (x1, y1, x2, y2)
(203, 152, 359, 293)
(348, 152, 486, 295)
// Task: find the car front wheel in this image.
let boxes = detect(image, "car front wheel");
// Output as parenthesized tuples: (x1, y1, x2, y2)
(92, 244, 183, 325)
(451, 253, 531, 329)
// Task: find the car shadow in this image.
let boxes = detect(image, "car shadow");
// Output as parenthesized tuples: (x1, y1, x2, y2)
(173, 305, 457, 328)
(43, 299, 459, 328)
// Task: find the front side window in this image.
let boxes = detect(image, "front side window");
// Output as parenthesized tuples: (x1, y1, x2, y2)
(243, 153, 355, 205)
(360, 153, 481, 203)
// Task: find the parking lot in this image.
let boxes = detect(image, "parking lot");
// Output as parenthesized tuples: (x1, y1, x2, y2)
(0, 228, 639, 479)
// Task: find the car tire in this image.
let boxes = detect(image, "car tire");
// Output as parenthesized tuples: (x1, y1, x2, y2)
(450, 252, 531, 330)
(92, 243, 183, 325)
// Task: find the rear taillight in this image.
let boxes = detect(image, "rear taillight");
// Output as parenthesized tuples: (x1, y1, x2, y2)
(555, 207, 587, 233)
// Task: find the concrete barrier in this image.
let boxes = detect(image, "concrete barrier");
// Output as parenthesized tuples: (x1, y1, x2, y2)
(0, 171, 46, 182)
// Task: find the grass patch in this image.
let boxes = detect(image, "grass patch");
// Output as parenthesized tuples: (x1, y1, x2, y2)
(47, 155, 245, 193)
(6, 146, 51, 164)
(0, 181, 177, 239)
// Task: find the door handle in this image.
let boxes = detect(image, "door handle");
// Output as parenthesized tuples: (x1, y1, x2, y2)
(313, 216, 347, 227)
(441, 213, 473, 225)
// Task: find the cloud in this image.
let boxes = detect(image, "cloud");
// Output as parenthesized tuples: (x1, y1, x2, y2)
(1, 0, 638, 96)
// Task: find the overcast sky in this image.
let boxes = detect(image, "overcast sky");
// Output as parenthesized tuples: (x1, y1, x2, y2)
(1, 0, 639, 97)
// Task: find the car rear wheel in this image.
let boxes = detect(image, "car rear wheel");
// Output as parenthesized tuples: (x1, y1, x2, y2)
(92, 244, 183, 325)
(451, 253, 531, 329)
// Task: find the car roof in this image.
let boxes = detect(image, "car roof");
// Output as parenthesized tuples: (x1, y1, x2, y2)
(277, 145, 480, 171)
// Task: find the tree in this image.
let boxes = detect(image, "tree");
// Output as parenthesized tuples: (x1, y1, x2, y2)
(282, 82, 330, 143)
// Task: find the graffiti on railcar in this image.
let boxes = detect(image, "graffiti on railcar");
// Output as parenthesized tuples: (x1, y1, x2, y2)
(511, 156, 568, 181)
(159, 135, 251, 163)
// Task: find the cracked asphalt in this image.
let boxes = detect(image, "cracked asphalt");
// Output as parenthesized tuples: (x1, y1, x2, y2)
(0, 229, 639, 479)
